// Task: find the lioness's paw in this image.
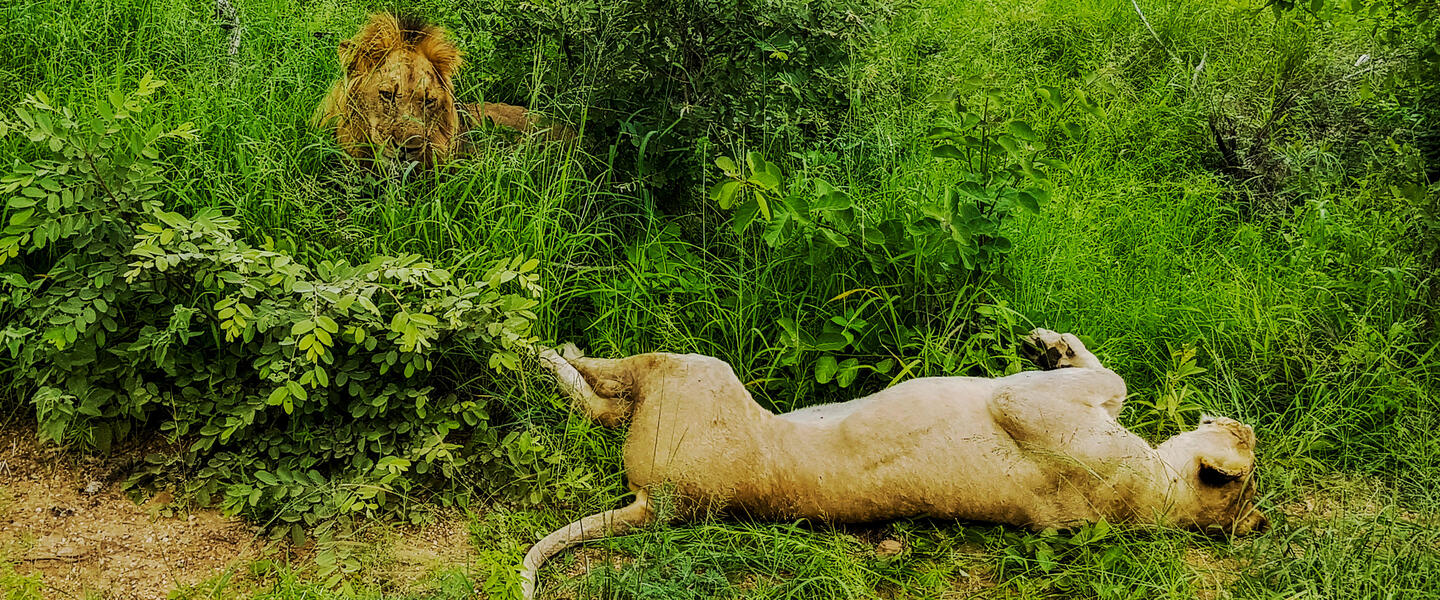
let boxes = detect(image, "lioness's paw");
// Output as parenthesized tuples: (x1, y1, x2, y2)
(538, 343, 585, 374)
(558, 342, 585, 361)
(1024, 328, 1091, 370)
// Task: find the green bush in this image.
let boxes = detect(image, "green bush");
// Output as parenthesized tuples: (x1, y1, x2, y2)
(0, 75, 556, 536)
(703, 81, 1075, 391)
(459, 0, 892, 191)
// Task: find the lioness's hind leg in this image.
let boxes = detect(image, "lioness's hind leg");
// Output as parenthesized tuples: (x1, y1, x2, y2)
(1024, 328, 1103, 370)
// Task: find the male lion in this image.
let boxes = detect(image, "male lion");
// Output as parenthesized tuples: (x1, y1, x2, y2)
(315, 13, 562, 167)
(521, 329, 1268, 598)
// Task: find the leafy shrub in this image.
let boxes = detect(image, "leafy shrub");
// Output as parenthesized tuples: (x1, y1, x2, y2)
(0, 75, 556, 539)
(707, 84, 1066, 389)
(459, 0, 892, 190)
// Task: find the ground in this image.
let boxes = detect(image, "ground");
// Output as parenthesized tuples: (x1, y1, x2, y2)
(0, 427, 256, 599)
(0, 428, 481, 599)
(1, 0, 1437, 597)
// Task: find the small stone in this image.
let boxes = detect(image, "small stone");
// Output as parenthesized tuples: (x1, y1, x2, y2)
(82, 481, 104, 494)
(876, 539, 905, 557)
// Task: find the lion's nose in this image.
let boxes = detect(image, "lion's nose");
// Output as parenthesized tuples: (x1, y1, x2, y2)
(398, 137, 426, 162)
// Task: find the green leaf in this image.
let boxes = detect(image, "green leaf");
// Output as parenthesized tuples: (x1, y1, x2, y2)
(931, 144, 965, 160)
(926, 126, 958, 140)
(8, 208, 34, 227)
(1007, 121, 1037, 141)
(814, 355, 839, 384)
(1036, 86, 1063, 108)
(267, 386, 290, 406)
(811, 190, 852, 212)
(285, 380, 308, 402)
(835, 358, 860, 388)
(754, 194, 773, 222)
(819, 228, 851, 248)
(1016, 191, 1041, 213)
(733, 198, 761, 234)
(745, 151, 766, 176)
(711, 180, 742, 209)
(715, 156, 738, 176)
(752, 170, 781, 191)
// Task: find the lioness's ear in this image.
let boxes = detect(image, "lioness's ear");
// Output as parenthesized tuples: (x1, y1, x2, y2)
(1198, 457, 1246, 486)
(1195, 415, 1256, 486)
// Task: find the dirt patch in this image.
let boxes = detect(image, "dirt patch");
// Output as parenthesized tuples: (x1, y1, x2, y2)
(1184, 547, 1243, 600)
(0, 428, 260, 599)
(1279, 474, 1436, 526)
(372, 517, 478, 591)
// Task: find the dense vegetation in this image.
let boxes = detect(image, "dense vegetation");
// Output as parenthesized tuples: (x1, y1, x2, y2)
(1, 0, 1436, 598)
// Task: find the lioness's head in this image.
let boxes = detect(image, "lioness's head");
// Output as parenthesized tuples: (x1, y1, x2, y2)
(316, 13, 463, 166)
(1158, 415, 1269, 535)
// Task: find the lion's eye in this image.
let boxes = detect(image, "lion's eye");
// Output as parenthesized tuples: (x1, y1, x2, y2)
(379, 90, 397, 102)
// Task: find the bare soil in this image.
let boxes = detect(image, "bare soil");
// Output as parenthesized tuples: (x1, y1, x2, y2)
(0, 428, 261, 599)
(0, 426, 482, 599)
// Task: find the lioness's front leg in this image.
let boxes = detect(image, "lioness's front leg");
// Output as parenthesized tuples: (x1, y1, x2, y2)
(538, 344, 632, 427)
(1023, 328, 1104, 370)
(991, 329, 1128, 442)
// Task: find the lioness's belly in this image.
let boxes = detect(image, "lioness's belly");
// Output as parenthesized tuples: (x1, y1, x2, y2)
(737, 377, 1054, 525)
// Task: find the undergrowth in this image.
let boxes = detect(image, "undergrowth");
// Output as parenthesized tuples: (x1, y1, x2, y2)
(0, 0, 1437, 598)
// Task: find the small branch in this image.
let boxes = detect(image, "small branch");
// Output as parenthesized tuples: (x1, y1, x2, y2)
(82, 151, 120, 206)
(1130, 0, 1183, 66)
(215, 0, 245, 60)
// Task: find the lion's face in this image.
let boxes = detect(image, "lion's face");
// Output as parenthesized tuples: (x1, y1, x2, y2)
(318, 14, 464, 167)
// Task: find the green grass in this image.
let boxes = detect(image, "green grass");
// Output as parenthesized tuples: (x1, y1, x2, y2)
(2, 0, 1437, 598)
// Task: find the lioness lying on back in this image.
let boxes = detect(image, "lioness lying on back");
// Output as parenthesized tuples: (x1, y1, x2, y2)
(521, 329, 1268, 598)
(314, 13, 568, 167)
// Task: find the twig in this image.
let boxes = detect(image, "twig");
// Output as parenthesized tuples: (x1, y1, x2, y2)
(1192, 51, 1207, 89)
(215, 0, 245, 60)
(1130, 0, 1182, 65)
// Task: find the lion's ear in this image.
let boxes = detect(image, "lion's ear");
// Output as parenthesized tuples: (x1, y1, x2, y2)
(338, 38, 378, 75)
(418, 35, 463, 81)
(341, 13, 402, 75)
(337, 40, 355, 65)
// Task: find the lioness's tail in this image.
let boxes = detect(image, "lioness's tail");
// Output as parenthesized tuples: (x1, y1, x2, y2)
(520, 491, 654, 600)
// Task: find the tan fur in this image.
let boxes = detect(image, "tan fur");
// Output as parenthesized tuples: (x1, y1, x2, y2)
(315, 13, 569, 167)
(521, 330, 1268, 598)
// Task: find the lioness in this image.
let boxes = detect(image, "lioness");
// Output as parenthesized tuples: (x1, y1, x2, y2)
(521, 329, 1268, 598)
(314, 13, 565, 167)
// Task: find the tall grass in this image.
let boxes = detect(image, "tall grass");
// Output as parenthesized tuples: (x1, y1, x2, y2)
(1, 0, 1436, 597)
